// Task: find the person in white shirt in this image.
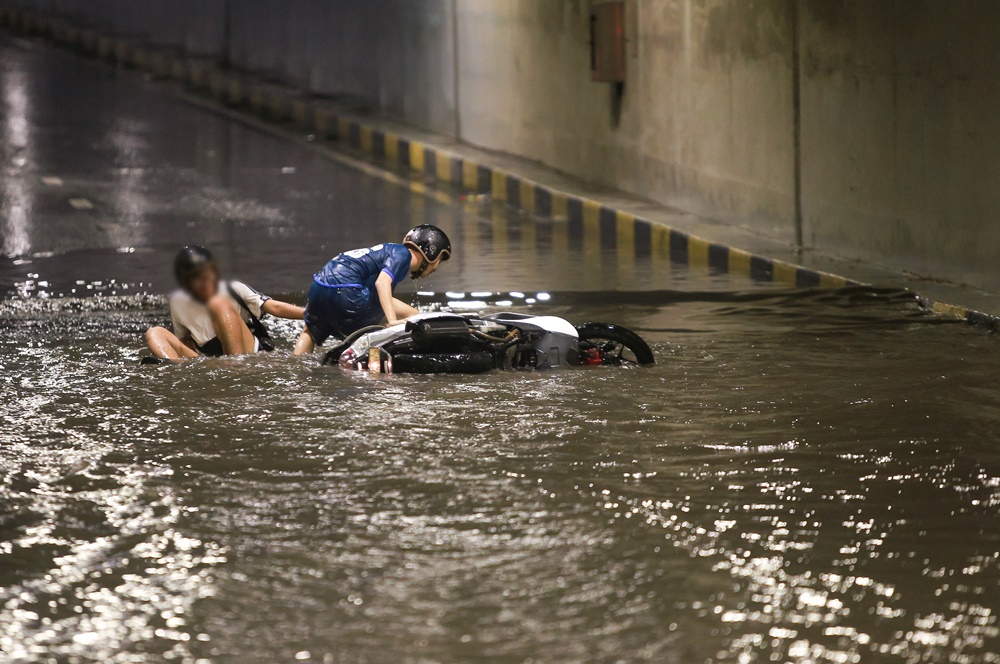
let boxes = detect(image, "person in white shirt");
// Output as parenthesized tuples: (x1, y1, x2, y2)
(145, 246, 305, 360)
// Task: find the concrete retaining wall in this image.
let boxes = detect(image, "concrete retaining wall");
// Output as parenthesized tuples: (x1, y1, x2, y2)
(800, 1, 1000, 290)
(38, 0, 225, 56)
(454, 1, 797, 243)
(4, 0, 1000, 290)
(227, 0, 458, 136)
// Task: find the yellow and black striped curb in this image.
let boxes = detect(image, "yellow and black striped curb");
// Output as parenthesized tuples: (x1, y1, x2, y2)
(2, 6, 997, 329)
(916, 297, 998, 329)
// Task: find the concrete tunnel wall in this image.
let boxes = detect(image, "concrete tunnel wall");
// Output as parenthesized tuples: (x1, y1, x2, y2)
(799, 1, 1000, 291)
(7, 0, 1000, 290)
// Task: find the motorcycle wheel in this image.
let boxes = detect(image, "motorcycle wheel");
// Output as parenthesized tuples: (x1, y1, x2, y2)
(575, 323, 655, 366)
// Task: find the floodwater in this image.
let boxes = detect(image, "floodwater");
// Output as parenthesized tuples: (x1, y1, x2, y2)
(3, 35, 1000, 664)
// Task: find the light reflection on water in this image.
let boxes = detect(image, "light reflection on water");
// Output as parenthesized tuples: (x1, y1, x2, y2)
(2, 27, 999, 663)
(2, 289, 1000, 662)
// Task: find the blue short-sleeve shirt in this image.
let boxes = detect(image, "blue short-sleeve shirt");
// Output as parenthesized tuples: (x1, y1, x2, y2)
(314, 243, 412, 290)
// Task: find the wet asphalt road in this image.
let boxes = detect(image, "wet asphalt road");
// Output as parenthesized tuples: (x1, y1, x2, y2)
(3, 34, 1000, 664)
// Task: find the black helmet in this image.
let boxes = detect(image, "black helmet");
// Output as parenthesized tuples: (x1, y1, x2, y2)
(404, 225, 451, 263)
(173, 245, 215, 283)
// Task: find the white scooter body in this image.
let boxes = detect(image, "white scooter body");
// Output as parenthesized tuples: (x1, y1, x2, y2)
(338, 312, 580, 370)
(482, 313, 579, 368)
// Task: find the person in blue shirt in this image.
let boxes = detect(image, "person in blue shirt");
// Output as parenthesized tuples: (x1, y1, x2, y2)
(294, 225, 452, 355)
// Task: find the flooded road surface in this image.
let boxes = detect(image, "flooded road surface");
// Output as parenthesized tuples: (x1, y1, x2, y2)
(3, 36, 1000, 664)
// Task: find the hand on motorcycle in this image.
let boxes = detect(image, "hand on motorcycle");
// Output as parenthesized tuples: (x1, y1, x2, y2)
(375, 271, 420, 327)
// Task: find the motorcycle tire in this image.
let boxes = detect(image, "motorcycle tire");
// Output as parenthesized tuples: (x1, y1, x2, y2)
(575, 323, 655, 366)
(391, 351, 496, 374)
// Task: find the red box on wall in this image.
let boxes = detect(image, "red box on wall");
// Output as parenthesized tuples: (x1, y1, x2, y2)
(591, 1, 626, 83)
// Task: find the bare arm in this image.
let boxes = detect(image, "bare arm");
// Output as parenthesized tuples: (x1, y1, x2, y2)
(375, 271, 398, 325)
(262, 299, 306, 320)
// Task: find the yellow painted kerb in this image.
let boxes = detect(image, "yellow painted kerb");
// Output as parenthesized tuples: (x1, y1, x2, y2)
(409, 142, 426, 172)
(462, 160, 478, 190)
(650, 224, 671, 260)
(491, 169, 507, 201)
(930, 301, 968, 319)
(435, 152, 452, 182)
(688, 236, 710, 267)
(616, 211, 636, 260)
(773, 261, 798, 285)
(819, 273, 849, 288)
(360, 125, 374, 154)
(385, 134, 400, 163)
(728, 248, 752, 277)
(519, 180, 536, 212)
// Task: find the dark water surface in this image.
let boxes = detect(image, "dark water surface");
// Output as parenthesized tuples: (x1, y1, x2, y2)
(2, 35, 1000, 664)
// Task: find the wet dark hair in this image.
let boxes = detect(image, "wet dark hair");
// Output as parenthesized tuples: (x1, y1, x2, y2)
(173, 245, 215, 283)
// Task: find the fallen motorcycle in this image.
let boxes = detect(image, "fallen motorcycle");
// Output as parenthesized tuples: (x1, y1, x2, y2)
(324, 312, 654, 374)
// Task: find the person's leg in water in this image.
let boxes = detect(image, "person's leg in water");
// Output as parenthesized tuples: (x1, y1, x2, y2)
(146, 296, 254, 359)
(146, 326, 199, 360)
(294, 329, 315, 356)
(294, 281, 335, 356)
(208, 294, 257, 355)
